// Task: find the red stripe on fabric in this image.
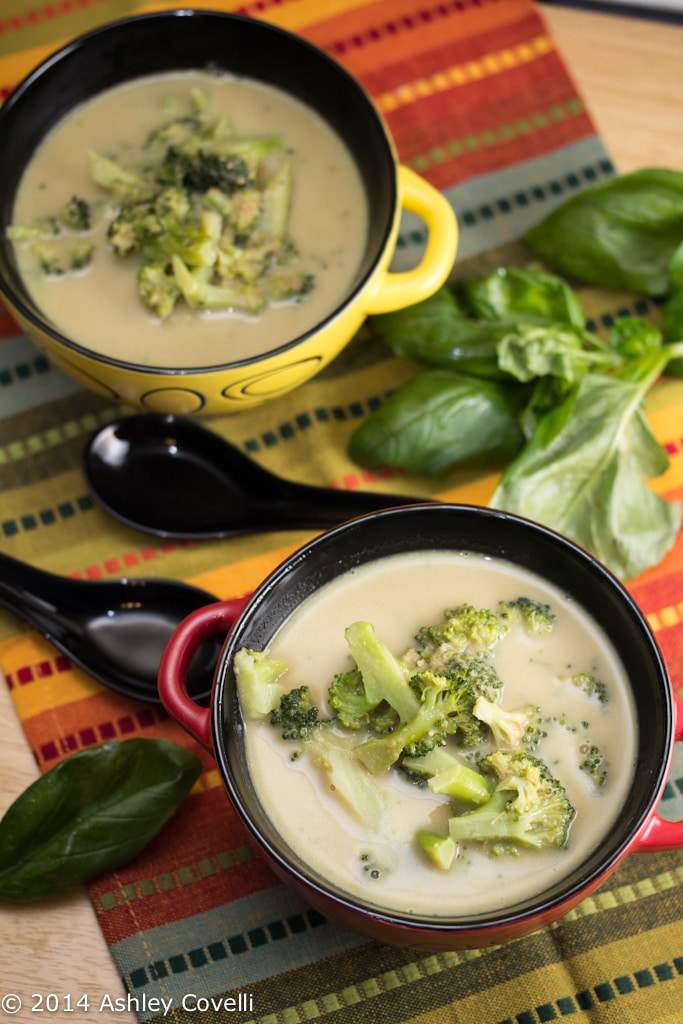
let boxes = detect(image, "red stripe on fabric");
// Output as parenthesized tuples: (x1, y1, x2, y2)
(0, 308, 22, 338)
(88, 786, 280, 941)
(68, 540, 197, 581)
(6, 654, 72, 689)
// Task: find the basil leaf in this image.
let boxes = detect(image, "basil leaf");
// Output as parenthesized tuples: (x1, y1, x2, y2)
(662, 292, 683, 376)
(457, 266, 586, 330)
(491, 367, 681, 580)
(497, 323, 617, 383)
(371, 288, 506, 379)
(0, 738, 202, 902)
(609, 317, 662, 359)
(523, 168, 683, 296)
(349, 369, 526, 477)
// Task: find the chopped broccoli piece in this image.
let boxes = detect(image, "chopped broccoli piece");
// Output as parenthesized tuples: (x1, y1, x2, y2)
(270, 685, 321, 740)
(233, 648, 288, 720)
(172, 255, 266, 313)
(267, 682, 386, 829)
(567, 672, 608, 704)
(88, 150, 150, 200)
(327, 669, 378, 730)
(344, 621, 419, 724)
(416, 830, 456, 870)
(498, 597, 556, 635)
(578, 742, 608, 787)
(402, 745, 492, 803)
(414, 603, 508, 653)
(473, 695, 546, 751)
(448, 750, 575, 850)
(137, 261, 182, 318)
(60, 195, 91, 231)
(31, 243, 64, 275)
(428, 760, 493, 805)
(68, 241, 94, 270)
(355, 670, 477, 773)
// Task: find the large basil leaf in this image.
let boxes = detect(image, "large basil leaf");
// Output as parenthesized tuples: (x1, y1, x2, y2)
(0, 738, 202, 902)
(457, 265, 586, 329)
(523, 168, 683, 296)
(490, 366, 682, 580)
(349, 369, 526, 477)
(370, 288, 506, 379)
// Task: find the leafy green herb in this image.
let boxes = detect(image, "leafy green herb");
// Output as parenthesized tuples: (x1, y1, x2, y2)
(348, 368, 526, 477)
(523, 168, 683, 296)
(0, 738, 202, 903)
(490, 348, 683, 580)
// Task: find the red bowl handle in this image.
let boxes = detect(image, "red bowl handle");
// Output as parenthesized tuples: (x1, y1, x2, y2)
(158, 597, 248, 749)
(635, 688, 683, 852)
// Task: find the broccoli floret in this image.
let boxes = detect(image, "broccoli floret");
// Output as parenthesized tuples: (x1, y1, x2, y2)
(567, 672, 608, 704)
(327, 669, 378, 730)
(60, 195, 91, 231)
(31, 243, 64, 275)
(578, 742, 608, 787)
(355, 670, 477, 773)
(473, 695, 546, 751)
(233, 648, 288, 720)
(137, 261, 182, 318)
(270, 685, 321, 740)
(172, 255, 266, 313)
(448, 750, 575, 850)
(68, 241, 94, 270)
(498, 597, 556, 635)
(414, 604, 508, 653)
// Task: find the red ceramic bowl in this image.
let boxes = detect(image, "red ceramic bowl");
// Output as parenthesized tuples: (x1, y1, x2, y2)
(158, 504, 683, 950)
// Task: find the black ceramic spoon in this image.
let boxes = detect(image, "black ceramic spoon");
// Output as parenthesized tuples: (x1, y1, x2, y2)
(83, 414, 425, 539)
(0, 552, 227, 704)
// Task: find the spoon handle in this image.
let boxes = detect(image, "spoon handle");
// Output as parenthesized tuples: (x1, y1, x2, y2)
(0, 552, 74, 638)
(264, 481, 427, 528)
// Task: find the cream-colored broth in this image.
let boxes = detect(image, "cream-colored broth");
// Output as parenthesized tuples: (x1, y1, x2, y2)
(243, 550, 637, 918)
(12, 72, 368, 367)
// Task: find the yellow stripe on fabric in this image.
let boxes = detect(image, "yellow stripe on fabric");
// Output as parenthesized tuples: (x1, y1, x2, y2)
(375, 34, 554, 114)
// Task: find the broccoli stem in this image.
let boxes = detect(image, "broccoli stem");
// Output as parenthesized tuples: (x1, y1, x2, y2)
(344, 621, 419, 724)
(428, 762, 493, 805)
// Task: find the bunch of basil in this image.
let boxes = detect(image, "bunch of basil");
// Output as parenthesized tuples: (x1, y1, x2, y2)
(349, 169, 683, 581)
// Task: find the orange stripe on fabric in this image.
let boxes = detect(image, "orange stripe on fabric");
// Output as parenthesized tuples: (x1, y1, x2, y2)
(303, 0, 531, 72)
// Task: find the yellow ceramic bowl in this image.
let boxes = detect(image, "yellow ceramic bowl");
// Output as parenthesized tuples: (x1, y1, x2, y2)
(0, 10, 458, 415)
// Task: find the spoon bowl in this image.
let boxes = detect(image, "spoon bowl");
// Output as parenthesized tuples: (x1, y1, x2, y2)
(0, 552, 229, 703)
(83, 414, 426, 539)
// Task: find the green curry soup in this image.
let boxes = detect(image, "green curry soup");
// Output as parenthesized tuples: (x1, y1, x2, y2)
(10, 71, 368, 367)
(241, 550, 638, 918)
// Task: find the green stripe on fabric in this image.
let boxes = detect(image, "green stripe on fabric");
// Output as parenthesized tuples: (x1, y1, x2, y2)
(409, 97, 586, 175)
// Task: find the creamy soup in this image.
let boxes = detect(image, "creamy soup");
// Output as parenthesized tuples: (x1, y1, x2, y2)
(11, 71, 368, 367)
(242, 550, 637, 919)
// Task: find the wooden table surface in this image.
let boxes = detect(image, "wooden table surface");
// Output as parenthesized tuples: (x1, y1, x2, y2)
(1, 4, 682, 1020)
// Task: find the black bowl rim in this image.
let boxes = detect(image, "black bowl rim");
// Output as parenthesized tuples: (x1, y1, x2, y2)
(0, 8, 397, 375)
(209, 503, 674, 936)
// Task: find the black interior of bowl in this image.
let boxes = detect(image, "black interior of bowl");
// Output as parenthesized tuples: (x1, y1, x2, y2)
(214, 503, 673, 932)
(0, 9, 395, 327)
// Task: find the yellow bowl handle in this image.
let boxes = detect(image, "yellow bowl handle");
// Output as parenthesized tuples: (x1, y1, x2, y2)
(365, 164, 458, 315)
